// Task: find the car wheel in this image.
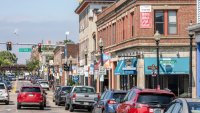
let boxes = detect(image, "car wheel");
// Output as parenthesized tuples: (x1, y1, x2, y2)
(88, 108, 92, 112)
(17, 103, 21, 109)
(44, 102, 46, 107)
(65, 104, 69, 110)
(69, 104, 74, 112)
(40, 105, 44, 110)
(5, 101, 9, 105)
(55, 100, 58, 105)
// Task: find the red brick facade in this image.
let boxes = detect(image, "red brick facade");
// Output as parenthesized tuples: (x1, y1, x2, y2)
(96, 0, 196, 53)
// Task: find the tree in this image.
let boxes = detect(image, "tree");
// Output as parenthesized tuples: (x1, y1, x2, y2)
(64, 39, 75, 44)
(26, 59, 40, 72)
(0, 51, 17, 66)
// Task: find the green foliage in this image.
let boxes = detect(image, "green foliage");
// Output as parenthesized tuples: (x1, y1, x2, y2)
(26, 59, 40, 72)
(64, 39, 75, 44)
(67, 79, 75, 86)
(0, 51, 17, 66)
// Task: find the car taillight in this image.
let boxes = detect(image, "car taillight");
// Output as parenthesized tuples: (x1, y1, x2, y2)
(72, 93, 76, 100)
(107, 100, 117, 104)
(149, 108, 154, 113)
(98, 94, 101, 99)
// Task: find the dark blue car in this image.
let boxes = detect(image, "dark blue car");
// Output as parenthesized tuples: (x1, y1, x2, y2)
(92, 90, 127, 113)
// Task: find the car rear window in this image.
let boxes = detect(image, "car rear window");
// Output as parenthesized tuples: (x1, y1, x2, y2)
(74, 87, 95, 93)
(21, 87, 41, 92)
(137, 93, 174, 105)
(188, 102, 200, 112)
(113, 93, 126, 100)
(0, 84, 5, 89)
(62, 87, 72, 92)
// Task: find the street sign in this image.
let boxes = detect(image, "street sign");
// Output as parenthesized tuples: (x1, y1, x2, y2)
(19, 48, 32, 52)
(99, 66, 107, 75)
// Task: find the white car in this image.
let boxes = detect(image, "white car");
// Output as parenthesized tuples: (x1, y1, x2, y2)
(39, 81, 50, 90)
(0, 83, 9, 105)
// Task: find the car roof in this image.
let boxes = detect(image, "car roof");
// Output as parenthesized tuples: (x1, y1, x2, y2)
(21, 85, 41, 88)
(73, 85, 94, 88)
(179, 98, 200, 102)
(134, 88, 175, 95)
(61, 86, 72, 88)
(105, 90, 127, 93)
(0, 82, 5, 85)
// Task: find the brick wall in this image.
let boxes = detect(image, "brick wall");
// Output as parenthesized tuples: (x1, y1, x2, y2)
(97, 0, 196, 53)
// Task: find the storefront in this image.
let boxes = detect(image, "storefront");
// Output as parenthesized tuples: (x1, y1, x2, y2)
(114, 58, 137, 90)
(144, 57, 189, 97)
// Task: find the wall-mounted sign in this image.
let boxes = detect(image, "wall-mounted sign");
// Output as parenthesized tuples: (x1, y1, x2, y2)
(140, 5, 152, 28)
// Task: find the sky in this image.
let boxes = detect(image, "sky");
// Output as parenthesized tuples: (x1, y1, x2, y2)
(0, 0, 79, 64)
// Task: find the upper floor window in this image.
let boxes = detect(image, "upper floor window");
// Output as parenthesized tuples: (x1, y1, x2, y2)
(154, 10, 177, 35)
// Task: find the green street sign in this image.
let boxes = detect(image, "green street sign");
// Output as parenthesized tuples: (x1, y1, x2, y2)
(19, 48, 32, 52)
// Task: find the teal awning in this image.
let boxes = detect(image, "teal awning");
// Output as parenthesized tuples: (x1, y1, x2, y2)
(114, 60, 125, 75)
(144, 57, 189, 75)
(114, 58, 137, 75)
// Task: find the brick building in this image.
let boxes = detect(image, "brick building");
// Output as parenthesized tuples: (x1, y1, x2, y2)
(96, 0, 196, 97)
(53, 42, 79, 86)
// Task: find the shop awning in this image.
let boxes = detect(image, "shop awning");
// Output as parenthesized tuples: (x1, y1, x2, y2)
(144, 57, 189, 75)
(114, 60, 125, 75)
(114, 58, 137, 75)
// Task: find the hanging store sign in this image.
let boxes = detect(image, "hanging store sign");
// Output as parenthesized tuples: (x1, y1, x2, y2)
(140, 5, 152, 28)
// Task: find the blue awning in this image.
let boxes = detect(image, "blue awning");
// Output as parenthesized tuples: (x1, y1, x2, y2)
(114, 58, 137, 75)
(144, 57, 189, 75)
(114, 60, 125, 75)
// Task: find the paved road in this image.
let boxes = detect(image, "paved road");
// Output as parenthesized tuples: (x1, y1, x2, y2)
(0, 80, 90, 113)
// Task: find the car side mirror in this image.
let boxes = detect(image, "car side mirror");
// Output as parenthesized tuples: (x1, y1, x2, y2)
(94, 97, 99, 101)
(15, 90, 19, 93)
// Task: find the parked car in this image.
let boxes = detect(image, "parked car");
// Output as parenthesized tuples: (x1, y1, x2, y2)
(38, 81, 50, 90)
(8, 75, 16, 81)
(116, 87, 175, 113)
(164, 98, 200, 113)
(16, 86, 47, 110)
(93, 90, 127, 113)
(0, 82, 9, 105)
(55, 86, 72, 106)
(18, 75, 25, 80)
(53, 85, 61, 102)
(3, 80, 12, 90)
(65, 86, 98, 112)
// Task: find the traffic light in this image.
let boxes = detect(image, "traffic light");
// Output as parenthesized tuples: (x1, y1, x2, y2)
(6, 42, 12, 51)
(64, 63, 68, 71)
(38, 43, 42, 53)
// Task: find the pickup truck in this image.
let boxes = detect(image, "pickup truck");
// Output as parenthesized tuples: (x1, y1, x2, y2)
(65, 86, 98, 112)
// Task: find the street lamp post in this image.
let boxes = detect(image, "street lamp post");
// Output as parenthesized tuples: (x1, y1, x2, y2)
(189, 30, 194, 98)
(85, 49, 88, 86)
(154, 31, 161, 89)
(65, 31, 69, 85)
(99, 38, 104, 93)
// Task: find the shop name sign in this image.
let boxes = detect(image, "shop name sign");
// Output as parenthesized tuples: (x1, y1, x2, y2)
(160, 60, 177, 65)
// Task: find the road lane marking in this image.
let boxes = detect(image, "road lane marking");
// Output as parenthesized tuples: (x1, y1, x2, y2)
(12, 80, 18, 93)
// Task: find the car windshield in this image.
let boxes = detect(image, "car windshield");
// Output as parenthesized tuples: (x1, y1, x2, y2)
(40, 82, 48, 84)
(113, 93, 127, 100)
(62, 87, 71, 92)
(137, 93, 174, 105)
(21, 87, 41, 92)
(0, 84, 5, 89)
(188, 102, 200, 113)
(74, 87, 95, 93)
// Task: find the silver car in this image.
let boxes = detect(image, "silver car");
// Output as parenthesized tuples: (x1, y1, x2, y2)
(0, 83, 9, 105)
(65, 86, 98, 112)
(164, 98, 200, 113)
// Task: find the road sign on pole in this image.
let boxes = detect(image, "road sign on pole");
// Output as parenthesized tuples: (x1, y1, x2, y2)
(19, 48, 32, 52)
(99, 66, 106, 75)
